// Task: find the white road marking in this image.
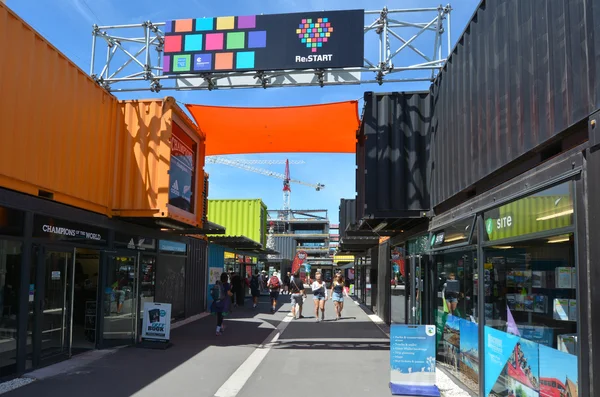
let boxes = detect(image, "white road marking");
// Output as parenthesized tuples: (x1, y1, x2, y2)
(213, 310, 293, 397)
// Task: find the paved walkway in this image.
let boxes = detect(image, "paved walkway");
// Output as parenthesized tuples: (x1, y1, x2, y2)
(0, 294, 464, 397)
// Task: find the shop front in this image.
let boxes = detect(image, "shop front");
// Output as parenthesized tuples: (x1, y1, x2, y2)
(428, 153, 584, 396)
(0, 187, 209, 378)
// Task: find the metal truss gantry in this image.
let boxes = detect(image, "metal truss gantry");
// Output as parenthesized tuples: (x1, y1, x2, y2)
(90, 5, 452, 92)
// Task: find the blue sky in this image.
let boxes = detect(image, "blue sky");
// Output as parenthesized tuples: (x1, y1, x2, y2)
(9, 0, 480, 224)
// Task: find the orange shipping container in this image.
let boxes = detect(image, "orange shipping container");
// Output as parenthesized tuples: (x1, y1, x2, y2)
(0, 2, 119, 215)
(113, 97, 207, 229)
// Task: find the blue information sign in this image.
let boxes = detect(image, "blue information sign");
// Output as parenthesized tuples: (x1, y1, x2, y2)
(390, 325, 440, 396)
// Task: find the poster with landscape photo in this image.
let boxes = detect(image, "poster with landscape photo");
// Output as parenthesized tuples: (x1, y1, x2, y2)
(539, 345, 578, 397)
(459, 319, 479, 384)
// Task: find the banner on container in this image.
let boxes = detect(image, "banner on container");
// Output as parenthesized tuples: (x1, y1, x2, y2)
(207, 267, 222, 304)
(141, 302, 172, 342)
(390, 324, 440, 396)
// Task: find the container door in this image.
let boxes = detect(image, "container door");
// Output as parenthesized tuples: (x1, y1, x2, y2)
(31, 246, 75, 367)
(102, 254, 139, 344)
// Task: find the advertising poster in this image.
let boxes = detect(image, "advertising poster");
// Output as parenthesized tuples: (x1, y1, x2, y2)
(441, 314, 460, 368)
(168, 124, 196, 213)
(390, 324, 440, 396)
(539, 345, 578, 396)
(163, 10, 364, 74)
(207, 267, 222, 304)
(391, 250, 406, 277)
(484, 326, 521, 397)
(435, 309, 447, 345)
(347, 268, 355, 280)
(459, 319, 479, 383)
(141, 302, 172, 342)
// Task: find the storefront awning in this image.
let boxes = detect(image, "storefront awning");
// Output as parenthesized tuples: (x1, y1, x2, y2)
(338, 235, 379, 253)
(208, 235, 279, 255)
(120, 217, 226, 235)
(186, 101, 359, 155)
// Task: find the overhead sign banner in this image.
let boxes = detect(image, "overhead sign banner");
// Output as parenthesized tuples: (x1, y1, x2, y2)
(163, 10, 364, 75)
(141, 302, 172, 342)
(390, 325, 440, 396)
(169, 123, 196, 213)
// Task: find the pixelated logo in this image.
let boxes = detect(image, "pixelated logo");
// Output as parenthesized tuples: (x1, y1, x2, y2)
(426, 325, 436, 336)
(177, 57, 187, 68)
(296, 17, 333, 53)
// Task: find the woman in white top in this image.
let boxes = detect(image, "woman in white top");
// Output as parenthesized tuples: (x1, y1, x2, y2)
(311, 271, 328, 322)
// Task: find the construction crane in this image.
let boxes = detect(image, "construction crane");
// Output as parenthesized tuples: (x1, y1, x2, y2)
(205, 156, 325, 214)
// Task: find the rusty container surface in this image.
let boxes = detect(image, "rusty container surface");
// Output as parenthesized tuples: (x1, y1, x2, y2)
(113, 97, 206, 228)
(0, 3, 118, 215)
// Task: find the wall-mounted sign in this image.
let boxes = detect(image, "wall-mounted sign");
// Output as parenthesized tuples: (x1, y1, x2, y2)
(390, 324, 440, 396)
(169, 123, 196, 213)
(51, 271, 61, 280)
(163, 10, 364, 75)
(141, 302, 172, 342)
(33, 216, 107, 245)
(115, 233, 156, 251)
(159, 240, 187, 253)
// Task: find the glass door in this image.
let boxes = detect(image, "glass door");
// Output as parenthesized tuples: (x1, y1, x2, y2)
(102, 254, 139, 344)
(407, 255, 424, 324)
(30, 247, 75, 366)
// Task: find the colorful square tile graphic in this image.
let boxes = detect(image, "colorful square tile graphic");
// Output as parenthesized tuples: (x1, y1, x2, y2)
(172, 54, 191, 72)
(298, 18, 333, 52)
(163, 55, 170, 73)
(193, 53, 212, 71)
(237, 15, 256, 29)
(164, 35, 182, 53)
(248, 31, 266, 48)
(227, 32, 245, 50)
(175, 19, 193, 32)
(184, 34, 203, 51)
(236, 51, 255, 69)
(216, 16, 235, 30)
(215, 52, 233, 70)
(195, 18, 213, 31)
(205, 33, 224, 50)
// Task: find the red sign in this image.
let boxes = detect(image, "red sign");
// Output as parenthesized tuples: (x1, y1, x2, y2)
(391, 250, 405, 277)
(291, 250, 307, 275)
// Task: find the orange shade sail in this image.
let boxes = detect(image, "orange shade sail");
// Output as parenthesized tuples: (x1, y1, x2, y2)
(186, 101, 359, 156)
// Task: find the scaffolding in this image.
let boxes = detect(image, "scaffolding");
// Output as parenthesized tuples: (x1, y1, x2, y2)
(89, 5, 452, 92)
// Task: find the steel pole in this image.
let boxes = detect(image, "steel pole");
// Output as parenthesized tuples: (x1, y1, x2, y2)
(90, 30, 97, 75)
(447, 9, 452, 57)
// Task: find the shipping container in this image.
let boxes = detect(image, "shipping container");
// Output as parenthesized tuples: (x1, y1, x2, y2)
(357, 92, 432, 219)
(113, 97, 207, 228)
(272, 236, 297, 261)
(207, 199, 267, 246)
(0, 2, 119, 215)
(339, 199, 356, 236)
(185, 238, 208, 316)
(431, 0, 598, 208)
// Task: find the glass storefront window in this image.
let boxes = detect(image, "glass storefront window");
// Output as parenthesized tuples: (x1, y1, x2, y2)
(431, 217, 475, 249)
(390, 246, 406, 324)
(0, 241, 20, 375)
(481, 182, 578, 397)
(435, 250, 479, 394)
(483, 234, 578, 397)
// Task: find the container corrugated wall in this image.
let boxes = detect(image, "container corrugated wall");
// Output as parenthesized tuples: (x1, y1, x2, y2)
(113, 97, 206, 227)
(339, 199, 356, 236)
(273, 236, 297, 261)
(0, 3, 118, 215)
(431, 0, 598, 208)
(358, 92, 432, 218)
(207, 199, 267, 245)
(186, 238, 208, 316)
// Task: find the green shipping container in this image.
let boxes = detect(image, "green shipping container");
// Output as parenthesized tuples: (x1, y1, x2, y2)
(207, 199, 267, 246)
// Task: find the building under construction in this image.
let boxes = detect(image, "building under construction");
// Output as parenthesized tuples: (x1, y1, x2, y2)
(267, 209, 333, 281)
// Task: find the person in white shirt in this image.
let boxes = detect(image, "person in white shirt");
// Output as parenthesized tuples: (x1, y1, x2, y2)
(311, 271, 328, 322)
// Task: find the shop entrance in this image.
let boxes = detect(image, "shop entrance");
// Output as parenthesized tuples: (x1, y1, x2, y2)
(406, 255, 424, 324)
(29, 246, 100, 368)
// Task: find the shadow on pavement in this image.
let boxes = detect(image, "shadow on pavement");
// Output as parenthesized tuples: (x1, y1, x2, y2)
(4, 297, 286, 397)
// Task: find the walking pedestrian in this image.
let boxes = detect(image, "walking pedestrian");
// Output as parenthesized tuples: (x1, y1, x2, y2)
(289, 270, 306, 319)
(230, 268, 243, 307)
(311, 271, 328, 322)
(283, 272, 291, 295)
(210, 272, 233, 336)
(250, 269, 261, 308)
(267, 271, 281, 313)
(330, 274, 350, 320)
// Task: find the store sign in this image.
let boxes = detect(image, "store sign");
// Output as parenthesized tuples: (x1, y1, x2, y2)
(159, 240, 187, 253)
(430, 232, 444, 247)
(163, 10, 364, 75)
(141, 302, 172, 342)
(169, 123, 196, 213)
(115, 233, 156, 251)
(33, 216, 107, 244)
(390, 324, 440, 396)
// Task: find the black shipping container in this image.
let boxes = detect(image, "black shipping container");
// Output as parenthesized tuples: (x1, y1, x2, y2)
(358, 91, 432, 219)
(431, 0, 599, 207)
(339, 199, 356, 236)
